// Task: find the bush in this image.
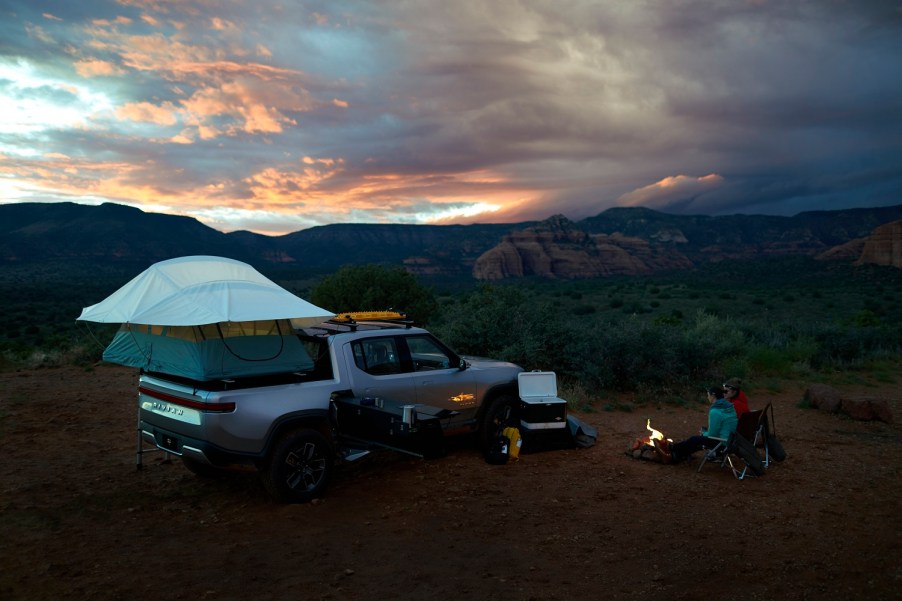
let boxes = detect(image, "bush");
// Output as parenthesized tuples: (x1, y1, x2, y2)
(311, 264, 438, 323)
(432, 284, 579, 375)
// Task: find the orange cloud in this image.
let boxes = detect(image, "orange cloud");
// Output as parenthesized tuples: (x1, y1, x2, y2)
(91, 16, 132, 26)
(210, 17, 234, 31)
(74, 16, 317, 143)
(115, 101, 179, 125)
(245, 158, 345, 200)
(179, 84, 283, 136)
(74, 59, 125, 77)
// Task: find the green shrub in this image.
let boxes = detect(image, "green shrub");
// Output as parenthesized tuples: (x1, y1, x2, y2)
(311, 264, 438, 323)
(747, 346, 792, 376)
(851, 310, 880, 327)
(654, 314, 681, 326)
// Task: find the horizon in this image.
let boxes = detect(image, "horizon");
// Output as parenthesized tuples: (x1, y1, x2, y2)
(7, 198, 901, 239)
(2, 2, 901, 235)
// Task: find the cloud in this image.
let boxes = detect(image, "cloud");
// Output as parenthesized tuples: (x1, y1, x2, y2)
(618, 174, 726, 213)
(0, 0, 899, 234)
(74, 59, 125, 77)
(115, 100, 179, 125)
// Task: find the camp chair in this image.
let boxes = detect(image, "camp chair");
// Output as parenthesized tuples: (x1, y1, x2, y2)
(697, 409, 766, 480)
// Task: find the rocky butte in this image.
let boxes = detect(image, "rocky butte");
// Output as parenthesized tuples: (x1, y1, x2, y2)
(855, 219, 902, 268)
(474, 211, 902, 280)
(472, 215, 693, 280)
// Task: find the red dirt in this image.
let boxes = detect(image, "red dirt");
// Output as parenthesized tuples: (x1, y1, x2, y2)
(1, 364, 900, 600)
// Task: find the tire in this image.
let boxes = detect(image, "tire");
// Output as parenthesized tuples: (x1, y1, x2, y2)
(766, 433, 787, 462)
(732, 435, 765, 477)
(479, 394, 519, 452)
(182, 456, 231, 478)
(262, 429, 333, 503)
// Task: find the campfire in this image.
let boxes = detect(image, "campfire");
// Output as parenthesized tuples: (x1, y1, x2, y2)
(627, 419, 673, 461)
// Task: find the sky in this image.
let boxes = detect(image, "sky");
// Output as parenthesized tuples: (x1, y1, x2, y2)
(1, 1, 901, 236)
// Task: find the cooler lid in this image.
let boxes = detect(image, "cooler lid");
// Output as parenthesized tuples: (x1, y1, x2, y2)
(518, 371, 557, 398)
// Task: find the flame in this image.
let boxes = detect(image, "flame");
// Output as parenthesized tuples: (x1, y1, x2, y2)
(646, 419, 672, 445)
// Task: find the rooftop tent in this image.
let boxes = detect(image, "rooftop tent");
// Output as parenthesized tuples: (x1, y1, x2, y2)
(77, 255, 332, 327)
(77, 256, 335, 380)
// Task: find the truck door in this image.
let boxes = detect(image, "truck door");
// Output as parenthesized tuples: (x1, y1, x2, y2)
(402, 334, 477, 427)
(348, 337, 416, 402)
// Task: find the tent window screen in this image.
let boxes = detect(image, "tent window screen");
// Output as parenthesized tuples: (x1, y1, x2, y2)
(106, 320, 314, 380)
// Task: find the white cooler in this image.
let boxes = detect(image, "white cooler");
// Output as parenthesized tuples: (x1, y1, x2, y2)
(518, 371, 567, 430)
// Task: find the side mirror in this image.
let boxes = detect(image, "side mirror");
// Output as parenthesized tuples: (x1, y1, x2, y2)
(458, 358, 468, 371)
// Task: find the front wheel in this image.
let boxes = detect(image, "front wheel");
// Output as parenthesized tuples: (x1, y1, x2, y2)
(479, 394, 519, 452)
(262, 429, 333, 503)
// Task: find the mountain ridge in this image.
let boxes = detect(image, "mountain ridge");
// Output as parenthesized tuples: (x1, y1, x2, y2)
(1, 201, 900, 278)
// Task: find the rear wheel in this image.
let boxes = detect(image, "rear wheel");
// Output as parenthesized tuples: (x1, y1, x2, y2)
(479, 394, 519, 451)
(262, 429, 333, 503)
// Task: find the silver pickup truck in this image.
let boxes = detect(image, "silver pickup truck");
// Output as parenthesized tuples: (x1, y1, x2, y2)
(137, 316, 523, 502)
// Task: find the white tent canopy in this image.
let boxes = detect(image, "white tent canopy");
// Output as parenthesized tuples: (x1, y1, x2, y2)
(77, 255, 334, 327)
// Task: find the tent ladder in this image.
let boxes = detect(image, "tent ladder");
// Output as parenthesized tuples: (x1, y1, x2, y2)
(136, 405, 171, 470)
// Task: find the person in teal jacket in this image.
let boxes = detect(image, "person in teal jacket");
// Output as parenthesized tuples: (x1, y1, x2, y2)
(655, 386, 738, 464)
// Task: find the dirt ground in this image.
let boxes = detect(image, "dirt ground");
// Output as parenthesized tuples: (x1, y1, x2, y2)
(1, 364, 900, 601)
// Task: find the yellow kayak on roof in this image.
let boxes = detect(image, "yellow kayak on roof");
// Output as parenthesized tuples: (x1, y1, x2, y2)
(331, 311, 408, 323)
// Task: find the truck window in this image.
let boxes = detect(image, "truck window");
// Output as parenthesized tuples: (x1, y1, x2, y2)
(352, 338, 402, 375)
(405, 335, 453, 371)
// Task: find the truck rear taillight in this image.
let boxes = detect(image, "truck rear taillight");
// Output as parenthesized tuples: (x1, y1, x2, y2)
(138, 386, 236, 413)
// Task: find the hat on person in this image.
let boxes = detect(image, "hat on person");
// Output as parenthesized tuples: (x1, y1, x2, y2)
(707, 386, 723, 397)
(723, 377, 743, 390)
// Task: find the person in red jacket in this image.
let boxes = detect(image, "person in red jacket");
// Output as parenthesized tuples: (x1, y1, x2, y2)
(723, 377, 749, 417)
